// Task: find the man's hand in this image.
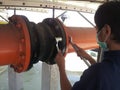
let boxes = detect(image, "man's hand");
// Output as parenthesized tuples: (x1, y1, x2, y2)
(55, 51, 65, 70)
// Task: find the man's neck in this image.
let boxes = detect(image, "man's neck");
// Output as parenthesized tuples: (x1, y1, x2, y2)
(108, 42, 120, 50)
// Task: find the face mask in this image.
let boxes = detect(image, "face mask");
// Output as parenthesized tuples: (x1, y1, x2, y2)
(96, 31, 108, 49)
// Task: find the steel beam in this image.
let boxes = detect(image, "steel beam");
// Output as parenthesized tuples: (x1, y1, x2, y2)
(0, 0, 97, 13)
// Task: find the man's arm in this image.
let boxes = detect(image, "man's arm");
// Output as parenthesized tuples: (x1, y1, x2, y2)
(59, 65, 72, 90)
(55, 51, 72, 90)
(69, 36, 96, 65)
(72, 44, 96, 65)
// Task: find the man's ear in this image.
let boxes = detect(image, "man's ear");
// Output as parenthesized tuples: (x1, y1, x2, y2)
(104, 24, 111, 36)
(102, 24, 111, 41)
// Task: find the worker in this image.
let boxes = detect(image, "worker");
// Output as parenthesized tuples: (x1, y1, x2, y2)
(55, 1, 120, 90)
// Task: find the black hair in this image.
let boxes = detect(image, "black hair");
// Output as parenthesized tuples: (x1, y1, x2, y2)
(94, 1, 120, 43)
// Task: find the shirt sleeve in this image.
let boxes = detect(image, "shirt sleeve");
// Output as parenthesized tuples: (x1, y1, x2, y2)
(72, 64, 100, 90)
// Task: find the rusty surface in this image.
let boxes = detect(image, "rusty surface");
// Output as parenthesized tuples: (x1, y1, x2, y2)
(0, 15, 31, 72)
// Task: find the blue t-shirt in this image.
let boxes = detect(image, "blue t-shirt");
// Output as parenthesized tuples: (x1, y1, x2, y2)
(72, 50, 120, 90)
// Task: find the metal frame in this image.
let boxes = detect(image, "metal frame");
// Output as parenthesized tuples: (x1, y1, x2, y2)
(0, 0, 98, 13)
(77, 11, 95, 27)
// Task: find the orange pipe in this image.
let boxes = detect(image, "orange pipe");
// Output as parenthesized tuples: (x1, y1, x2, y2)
(0, 15, 98, 72)
(64, 26, 99, 52)
(0, 16, 31, 72)
(0, 24, 19, 65)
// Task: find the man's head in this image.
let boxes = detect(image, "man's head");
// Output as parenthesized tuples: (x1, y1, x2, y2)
(95, 1, 120, 44)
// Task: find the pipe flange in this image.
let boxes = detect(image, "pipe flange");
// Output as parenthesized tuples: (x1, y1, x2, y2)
(9, 15, 31, 73)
